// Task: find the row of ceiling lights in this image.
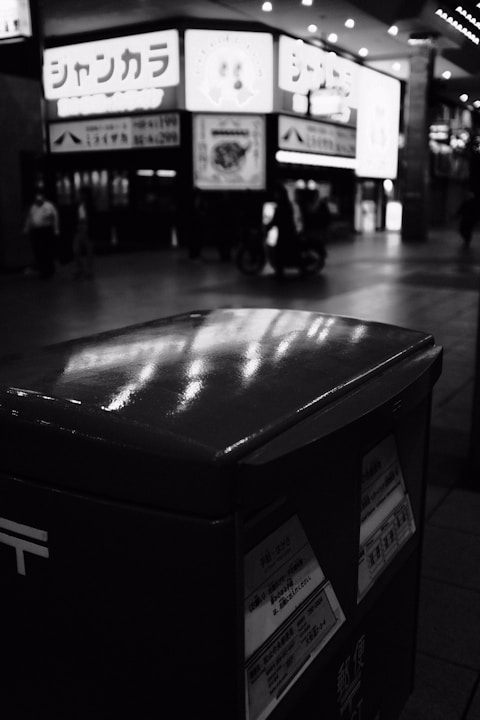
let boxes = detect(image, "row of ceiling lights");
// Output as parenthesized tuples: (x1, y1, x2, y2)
(260, 0, 479, 105)
(459, 93, 480, 109)
(260, 2, 402, 70)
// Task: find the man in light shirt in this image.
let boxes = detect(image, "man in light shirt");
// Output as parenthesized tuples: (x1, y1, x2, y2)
(24, 186, 60, 279)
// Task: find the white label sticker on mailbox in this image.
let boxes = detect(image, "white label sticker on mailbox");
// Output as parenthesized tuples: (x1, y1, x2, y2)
(244, 515, 345, 720)
(357, 435, 416, 601)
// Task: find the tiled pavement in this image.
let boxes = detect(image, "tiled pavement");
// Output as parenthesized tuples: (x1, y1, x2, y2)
(1, 227, 479, 718)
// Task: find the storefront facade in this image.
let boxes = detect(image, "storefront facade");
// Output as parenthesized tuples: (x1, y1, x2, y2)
(41, 22, 402, 255)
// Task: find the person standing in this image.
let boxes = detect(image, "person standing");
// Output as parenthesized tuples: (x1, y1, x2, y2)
(73, 187, 95, 279)
(24, 186, 60, 279)
(303, 193, 332, 248)
(456, 190, 477, 246)
(264, 183, 297, 277)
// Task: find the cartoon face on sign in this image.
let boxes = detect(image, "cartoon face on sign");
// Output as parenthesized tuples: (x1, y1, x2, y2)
(202, 47, 256, 107)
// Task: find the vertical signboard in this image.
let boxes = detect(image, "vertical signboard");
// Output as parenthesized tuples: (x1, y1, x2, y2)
(193, 114, 266, 190)
(355, 66, 401, 179)
(185, 29, 274, 113)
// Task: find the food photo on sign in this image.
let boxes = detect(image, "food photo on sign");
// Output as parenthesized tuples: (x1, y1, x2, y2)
(193, 114, 266, 190)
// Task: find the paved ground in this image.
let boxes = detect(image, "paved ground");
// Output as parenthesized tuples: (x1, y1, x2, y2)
(1, 227, 480, 718)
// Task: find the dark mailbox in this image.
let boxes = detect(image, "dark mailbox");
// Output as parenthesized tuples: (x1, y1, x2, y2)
(0, 308, 442, 720)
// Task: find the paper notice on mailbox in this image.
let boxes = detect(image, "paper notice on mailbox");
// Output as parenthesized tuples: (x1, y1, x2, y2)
(358, 435, 416, 601)
(244, 515, 345, 720)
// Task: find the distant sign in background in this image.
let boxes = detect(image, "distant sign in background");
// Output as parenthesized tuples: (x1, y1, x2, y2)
(0, 0, 32, 40)
(355, 67, 401, 179)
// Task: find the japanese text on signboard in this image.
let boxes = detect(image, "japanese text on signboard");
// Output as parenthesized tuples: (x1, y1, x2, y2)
(43, 29, 180, 100)
(278, 35, 358, 125)
(49, 113, 180, 153)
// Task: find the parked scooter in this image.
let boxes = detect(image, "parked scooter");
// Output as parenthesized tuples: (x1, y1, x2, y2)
(235, 225, 326, 277)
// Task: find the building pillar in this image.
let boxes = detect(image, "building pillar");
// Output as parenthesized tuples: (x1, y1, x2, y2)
(469, 279, 480, 482)
(401, 45, 435, 242)
(0, 73, 44, 271)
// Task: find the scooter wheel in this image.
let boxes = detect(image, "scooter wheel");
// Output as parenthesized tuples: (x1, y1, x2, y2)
(235, 246, 266, 276)
(300, 249, 325, 276)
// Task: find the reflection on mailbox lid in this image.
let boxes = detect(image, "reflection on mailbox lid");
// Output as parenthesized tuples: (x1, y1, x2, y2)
(0, 308, 439, 460)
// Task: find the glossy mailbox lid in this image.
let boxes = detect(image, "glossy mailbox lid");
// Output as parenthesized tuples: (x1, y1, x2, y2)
(0, 309, 442, 511)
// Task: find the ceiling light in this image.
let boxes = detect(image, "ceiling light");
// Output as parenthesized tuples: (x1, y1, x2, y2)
(327, 32, 338, 43)
(345, 18, 355, 29)
(392, 62, 401, 72)
(460, 93, 469, 102)
(442, 70, 451, 79)
(262, 1, 272, 11)
(435, 9, 479, 45)
(301, 0, 313, 5)
(308, 23, 318, 33)
(474, 100, 480, 108)
(358, 47, 369, 57)
(388, 25, 399, 36)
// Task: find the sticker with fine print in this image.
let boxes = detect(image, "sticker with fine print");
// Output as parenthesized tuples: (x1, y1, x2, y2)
(358, 435, 416, 601)
(244, 515, 345, 720)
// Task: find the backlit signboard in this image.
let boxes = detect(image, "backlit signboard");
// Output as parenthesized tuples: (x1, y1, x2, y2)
(43, 30, 180, 116)
(355, 66, 401, 179)
(185, 30, 273, 113)
(49, 113, 180, 153)
(278, 35, 358, 126)
(278, 115, 356, 158)
(54, 89, 166, 119)
(193, 114, 266, 190)
(0, 0, 31, 40)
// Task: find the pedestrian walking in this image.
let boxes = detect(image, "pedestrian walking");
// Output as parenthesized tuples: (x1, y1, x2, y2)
(304, 193, 332, 249)
(264, 183, 297, 277)
(24, 185, 60, 279)
(73, 187, 95, 279)
(455, 190, 477, 246)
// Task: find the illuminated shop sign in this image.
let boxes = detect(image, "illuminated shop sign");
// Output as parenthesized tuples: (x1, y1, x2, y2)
(43, 29, 180, 107)
(278, 115, 356, 158)
(278, 35, 358, 126)
(435, 7, 479, 45)
(53, 88, 165, 119)
(0, 0, 31, 40)
(193, 114, 266, 190)
(185, 29, 273, 113)
(355, 66, 401, 179)
(49, 113, 180, 153)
